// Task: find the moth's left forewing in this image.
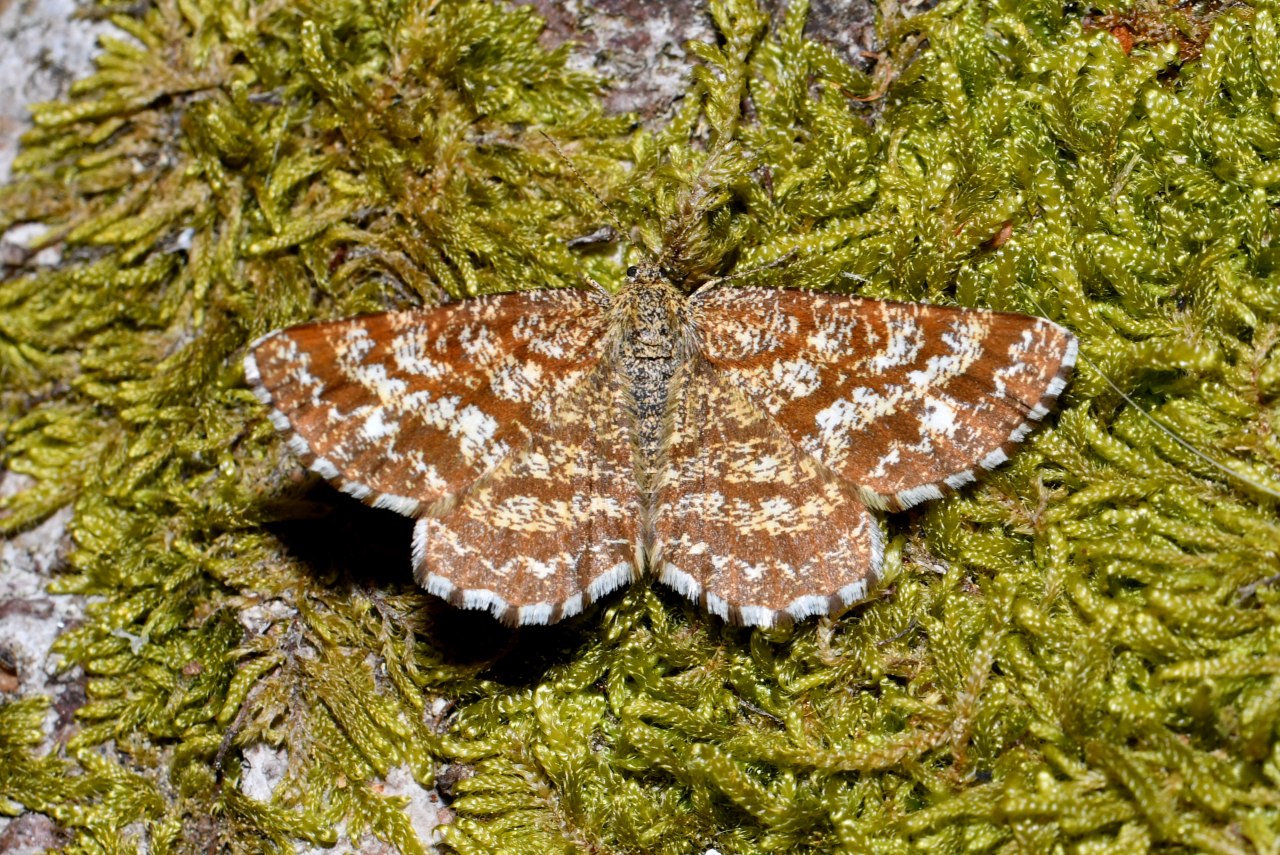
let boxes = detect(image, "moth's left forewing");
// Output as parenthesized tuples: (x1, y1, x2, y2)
(245, 289, 611, 514)
(692, 288, 1077, 510)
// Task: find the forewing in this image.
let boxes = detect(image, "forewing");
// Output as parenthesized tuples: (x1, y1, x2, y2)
(693, 288, 1077, 509)
(654, 357, 884, 628)
(245, 289, 609, 514)
(415, 366, 640, 624)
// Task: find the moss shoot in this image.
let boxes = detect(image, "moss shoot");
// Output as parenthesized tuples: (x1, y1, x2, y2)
(1, 0, 1278, 852)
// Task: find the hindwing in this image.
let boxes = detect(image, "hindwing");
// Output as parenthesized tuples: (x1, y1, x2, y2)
(415, 366, 641, 624)
(653, 357, 884, 627)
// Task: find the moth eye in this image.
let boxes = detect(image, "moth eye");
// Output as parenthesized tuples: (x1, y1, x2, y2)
(627, 266, 638, 278)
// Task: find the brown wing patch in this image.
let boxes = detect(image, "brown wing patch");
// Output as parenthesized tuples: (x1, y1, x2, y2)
(245, 289, 609, 515)
(652, 358, 883, 628)
(692, 288, 1076, 509)
(414, 367, 640, 624)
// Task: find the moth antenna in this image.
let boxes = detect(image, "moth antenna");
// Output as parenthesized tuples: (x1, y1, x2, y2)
(1019, 292, 1280, 501)
(1077, 351, 1280, 501)
(690, 251, 797, 297)
(538, 130, 640, 259)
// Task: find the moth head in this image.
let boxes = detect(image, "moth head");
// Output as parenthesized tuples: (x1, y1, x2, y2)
(626, 263, 665, 285)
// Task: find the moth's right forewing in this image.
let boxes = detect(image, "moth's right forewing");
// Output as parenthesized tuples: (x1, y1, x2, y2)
(692, 288, 1076, 510)
(245, 289, 611, 514)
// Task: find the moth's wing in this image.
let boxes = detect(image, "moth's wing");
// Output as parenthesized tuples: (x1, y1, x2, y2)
(245, 289, 609, 514)
(415, 366, 640, 625)
(653, 357, 884, 628)
(692, 288, 1077, 509)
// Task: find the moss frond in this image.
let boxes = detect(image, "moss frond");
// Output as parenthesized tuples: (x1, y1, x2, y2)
(2, 0, 1279, 851)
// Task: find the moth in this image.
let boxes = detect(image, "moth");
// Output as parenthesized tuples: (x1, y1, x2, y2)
(245, 263, 1076, 627)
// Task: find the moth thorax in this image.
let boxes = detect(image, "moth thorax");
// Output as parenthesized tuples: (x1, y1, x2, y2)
(633, 300, 676, 358)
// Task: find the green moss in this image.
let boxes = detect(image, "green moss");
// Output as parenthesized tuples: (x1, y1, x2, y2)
(1, 0, 1278, 851)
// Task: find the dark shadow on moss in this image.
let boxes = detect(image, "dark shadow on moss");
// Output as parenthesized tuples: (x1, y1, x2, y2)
(425, 601, 606, 686)
(263, 477, 415, 588)
(263, 475, 612, 682)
